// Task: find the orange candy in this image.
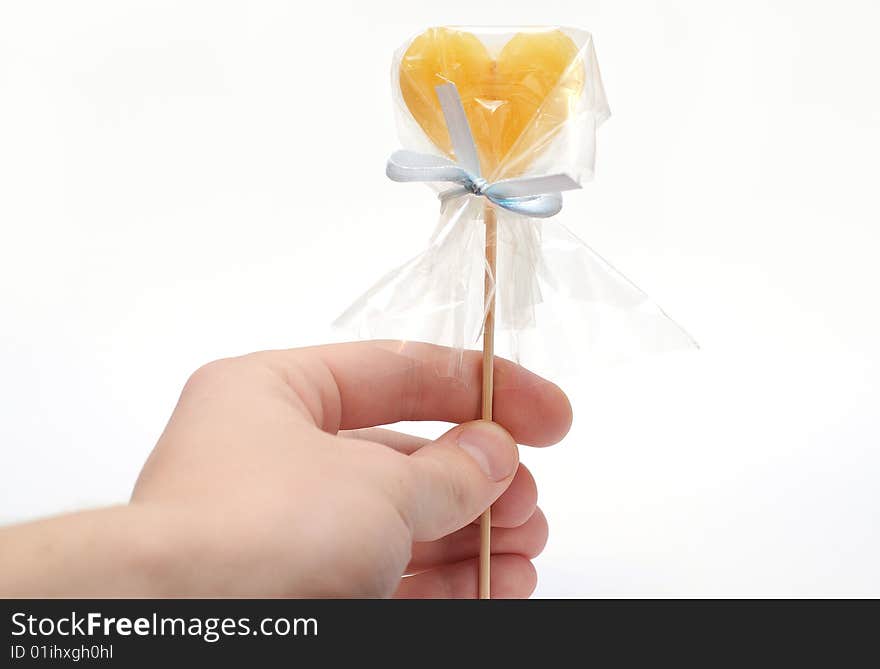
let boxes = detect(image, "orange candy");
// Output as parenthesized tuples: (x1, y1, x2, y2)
(399, 28, 584, 179)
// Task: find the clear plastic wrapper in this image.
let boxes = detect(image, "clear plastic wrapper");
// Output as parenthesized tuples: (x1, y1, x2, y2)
(336, 27, 696, 379)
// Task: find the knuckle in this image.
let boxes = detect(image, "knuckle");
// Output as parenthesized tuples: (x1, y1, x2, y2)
(182, 358, 240, 395)
(445, 466, 472, 512)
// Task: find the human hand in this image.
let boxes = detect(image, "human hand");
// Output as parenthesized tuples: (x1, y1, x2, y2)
(133, 341, 572, 598)
(0, 341, 570, 598)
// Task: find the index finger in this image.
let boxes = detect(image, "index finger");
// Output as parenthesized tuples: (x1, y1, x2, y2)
(264, 340, 572, 447)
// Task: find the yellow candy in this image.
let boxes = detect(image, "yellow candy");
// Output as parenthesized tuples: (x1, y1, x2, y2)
(399, 28, 583, 179)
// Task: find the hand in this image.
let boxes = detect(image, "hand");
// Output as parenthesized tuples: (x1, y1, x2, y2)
(0, 341, 571, 597)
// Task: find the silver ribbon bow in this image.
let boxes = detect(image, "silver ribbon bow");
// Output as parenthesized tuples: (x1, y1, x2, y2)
(386, 83, 581, 218)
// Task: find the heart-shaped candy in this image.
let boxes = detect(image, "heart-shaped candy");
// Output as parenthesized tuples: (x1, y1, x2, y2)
(399, 27, 584, 179)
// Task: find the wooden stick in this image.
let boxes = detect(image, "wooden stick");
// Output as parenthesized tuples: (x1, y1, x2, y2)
(479, 203, 497, 600)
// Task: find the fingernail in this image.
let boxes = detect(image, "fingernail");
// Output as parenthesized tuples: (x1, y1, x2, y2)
(457, 421, 516, 481)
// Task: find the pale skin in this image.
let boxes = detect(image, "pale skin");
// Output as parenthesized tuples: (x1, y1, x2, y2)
(0, 341, 572, 598)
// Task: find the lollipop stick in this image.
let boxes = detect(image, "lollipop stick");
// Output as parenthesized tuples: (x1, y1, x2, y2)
(479, 203, 497, 600)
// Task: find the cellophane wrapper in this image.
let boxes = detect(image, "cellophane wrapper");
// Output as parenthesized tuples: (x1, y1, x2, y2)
(336, 26, 696, 380)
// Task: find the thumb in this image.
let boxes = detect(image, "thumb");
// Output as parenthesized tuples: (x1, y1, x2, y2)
(400, 420, 519, 542)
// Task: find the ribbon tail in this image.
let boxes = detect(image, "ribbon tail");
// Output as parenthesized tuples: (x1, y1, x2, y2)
(489, 192, 564, 218)
(485, 174, 581, 198)
(435, 84, 482, 177)
(386, 149, 472, 185)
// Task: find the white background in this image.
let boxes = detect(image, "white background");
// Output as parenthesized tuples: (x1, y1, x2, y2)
(1, 1, 878, 596)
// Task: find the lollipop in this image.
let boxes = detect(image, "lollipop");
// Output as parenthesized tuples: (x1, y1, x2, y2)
(337, 27, 696, 598)
(399, 27, 584, 178)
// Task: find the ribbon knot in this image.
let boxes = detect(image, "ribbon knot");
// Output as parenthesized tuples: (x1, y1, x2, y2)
(467, 176, 490, 196)
(386, 83, 581, 218)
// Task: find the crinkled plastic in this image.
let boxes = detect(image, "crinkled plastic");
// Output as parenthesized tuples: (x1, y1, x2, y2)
(335, 26, 696, 379)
